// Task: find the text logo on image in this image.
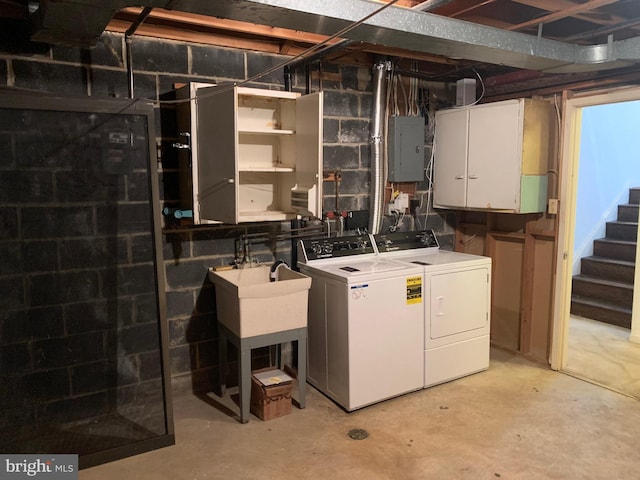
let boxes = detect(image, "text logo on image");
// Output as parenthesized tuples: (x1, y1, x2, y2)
(1, 455, 78, 480)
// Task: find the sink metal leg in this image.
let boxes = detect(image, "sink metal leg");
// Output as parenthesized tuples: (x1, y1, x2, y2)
(218, 329, 227, 396)
(297, 337, 307, 409)
(239, 340, 252, 424)
(216, 325, 307, 423)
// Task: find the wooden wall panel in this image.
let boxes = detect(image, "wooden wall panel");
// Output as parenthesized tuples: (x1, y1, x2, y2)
(527, 236, 556, 362)
(488, 234, 525, 351)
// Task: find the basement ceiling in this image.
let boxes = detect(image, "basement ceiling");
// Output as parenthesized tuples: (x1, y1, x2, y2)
(5, 0, 640, 97)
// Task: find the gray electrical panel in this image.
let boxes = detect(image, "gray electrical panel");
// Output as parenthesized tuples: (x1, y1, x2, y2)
(388, 115, 425, 182)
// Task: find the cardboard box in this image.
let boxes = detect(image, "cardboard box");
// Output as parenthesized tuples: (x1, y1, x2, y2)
(250, 368, 293, 421)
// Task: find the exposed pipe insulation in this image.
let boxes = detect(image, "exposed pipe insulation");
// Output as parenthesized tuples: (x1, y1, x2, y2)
(369, 60, 391, 235)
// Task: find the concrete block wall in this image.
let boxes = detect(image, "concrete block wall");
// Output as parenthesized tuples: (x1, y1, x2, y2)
(0, 31, 455, 398)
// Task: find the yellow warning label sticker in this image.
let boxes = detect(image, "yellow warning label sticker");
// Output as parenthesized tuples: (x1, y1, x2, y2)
(406, 276, 422, 304)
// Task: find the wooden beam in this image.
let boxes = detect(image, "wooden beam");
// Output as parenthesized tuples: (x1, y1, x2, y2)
(384, 0, 422, 7)
(446, 0, 498, 18)
(506, 0, 619, 31)
(483, 67, 640, 102)
(110, 12, 461, 68)
(107, 19, 306, 55)
(461, 15, 515, 29)
(512, 0, 637, 29)
(117, 7, 342, 46)
(513, 0, 586, 11)
(485, 69, 545, 87)
(353, 44, 461, 65)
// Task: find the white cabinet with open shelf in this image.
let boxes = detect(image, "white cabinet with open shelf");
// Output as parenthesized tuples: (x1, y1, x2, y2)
(177, 84, 323, 224)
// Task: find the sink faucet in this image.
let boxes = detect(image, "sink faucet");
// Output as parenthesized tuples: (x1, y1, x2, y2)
(236, 235, 259, 268)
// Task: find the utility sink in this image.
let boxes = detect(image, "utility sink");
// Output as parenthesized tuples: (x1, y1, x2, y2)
(208, 265, 311, 338)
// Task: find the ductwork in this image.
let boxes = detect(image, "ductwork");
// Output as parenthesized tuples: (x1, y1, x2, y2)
(369, 60, 391, 235)
(31, 0, 640, 73)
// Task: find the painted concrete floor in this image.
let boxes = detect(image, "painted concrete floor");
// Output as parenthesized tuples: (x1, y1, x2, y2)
(566, 315, 640, 399)
(81, 348, 640, 480)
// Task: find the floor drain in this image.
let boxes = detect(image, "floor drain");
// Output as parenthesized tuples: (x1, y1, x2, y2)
(348, 428, 369, 440)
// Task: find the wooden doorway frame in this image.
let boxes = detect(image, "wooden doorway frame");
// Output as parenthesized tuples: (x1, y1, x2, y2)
(550, 86, 640, 370)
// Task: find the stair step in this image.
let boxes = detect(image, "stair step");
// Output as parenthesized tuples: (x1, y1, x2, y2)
(580, 256, 635, 283)
(571, 275, 633, 308)
(593, 238, 637, 262)
(618, 204, 639, 222)
(606, 221, 638, 241)
(629, 187, 640, 206)
(570, 297, 632, 329)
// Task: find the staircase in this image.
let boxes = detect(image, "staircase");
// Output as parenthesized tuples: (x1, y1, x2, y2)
(570, 187, 639, 329)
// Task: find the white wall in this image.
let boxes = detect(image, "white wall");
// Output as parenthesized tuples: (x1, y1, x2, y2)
(573, 100, 640, 275)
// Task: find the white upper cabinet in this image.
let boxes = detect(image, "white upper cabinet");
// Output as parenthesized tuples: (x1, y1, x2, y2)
(177, 84, 323, 224)
(433, 98, 554, 213)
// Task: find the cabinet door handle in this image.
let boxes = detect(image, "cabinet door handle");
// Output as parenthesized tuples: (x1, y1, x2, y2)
(455, 175, 464, 180)
(468, 175, 479, 179)
(172, 132, 191, 150)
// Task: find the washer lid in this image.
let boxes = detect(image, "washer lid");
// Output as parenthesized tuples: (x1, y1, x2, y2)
(328, 259, 407, 276)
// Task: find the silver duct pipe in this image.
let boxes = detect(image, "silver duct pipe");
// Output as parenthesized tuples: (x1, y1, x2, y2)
(368, 60, 391, 235)
(167, 0, 639, 74)
(31, 0, 640, 73)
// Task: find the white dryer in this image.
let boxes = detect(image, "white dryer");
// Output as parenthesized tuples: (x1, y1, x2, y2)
(298, 235, 425, 411)
(373, 231, 492, 388)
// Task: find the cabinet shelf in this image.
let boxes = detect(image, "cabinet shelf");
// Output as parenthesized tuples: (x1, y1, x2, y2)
(239, 128, 295, 135)
(239, 166, 295, 173)
(177, 83, 323, 224)
(238, 210, 298, 222)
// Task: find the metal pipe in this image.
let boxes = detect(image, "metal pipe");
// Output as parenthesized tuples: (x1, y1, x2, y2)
(125, 36, 134, 98)
(125, 6, 153, 99)
(288, 39, 354, 93)
(368, 59, 391, 234)
(411, 0, 456, 11)
(287, 39, 355, 74)
(284, 66, 293, 91)
(305, 63, 312, 94)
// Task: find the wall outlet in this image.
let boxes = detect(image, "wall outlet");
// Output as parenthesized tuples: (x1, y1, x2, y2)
(393, 193, 409, 211)
(548, 198, 558, 214)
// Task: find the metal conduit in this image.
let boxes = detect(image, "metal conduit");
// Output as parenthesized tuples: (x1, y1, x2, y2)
(125, 7, 153, 99)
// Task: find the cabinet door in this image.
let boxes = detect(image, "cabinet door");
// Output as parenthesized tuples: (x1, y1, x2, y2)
(433, 108, 468, 208)
(467, 100, 522, 210)
(176, 83, 198, 218)
(294, 91, 323, 217)
(195, 86, 238, 224)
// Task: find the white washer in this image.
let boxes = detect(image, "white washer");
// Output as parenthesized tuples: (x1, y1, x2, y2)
(373, 231, 492, 388)
(298, 234, 425, 411)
